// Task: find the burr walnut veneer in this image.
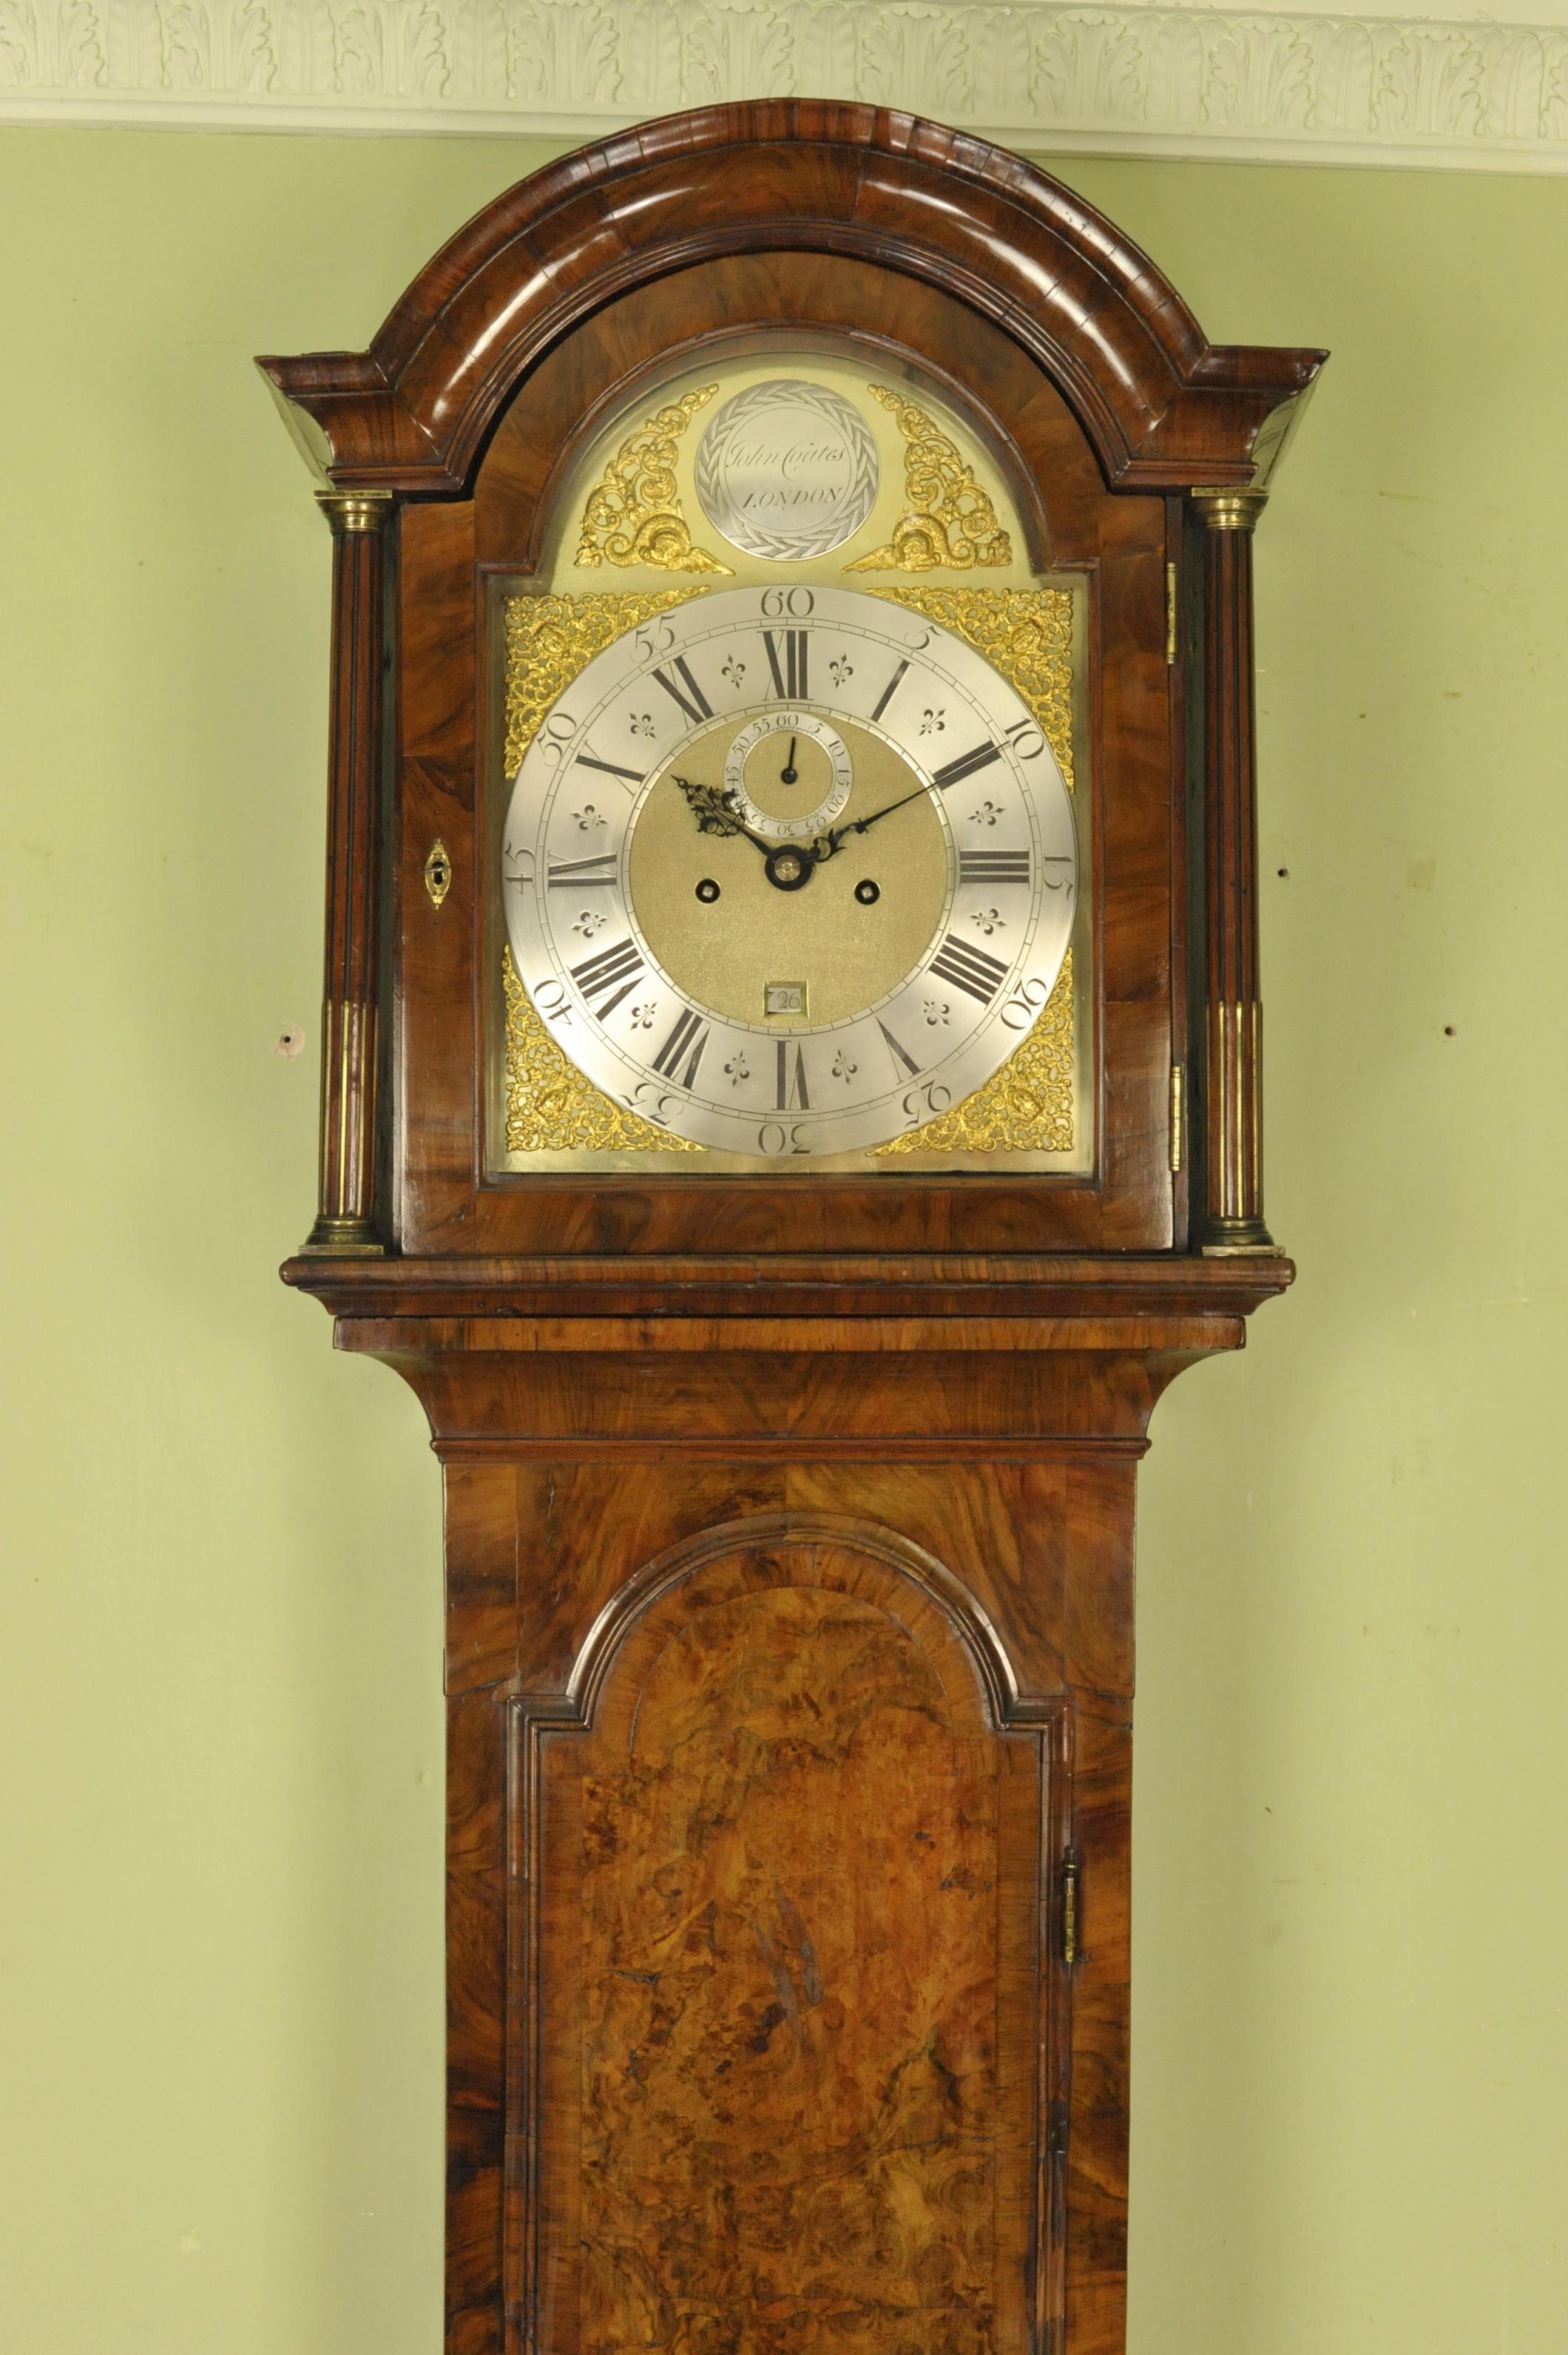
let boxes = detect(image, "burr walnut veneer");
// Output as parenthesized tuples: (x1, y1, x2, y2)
(263, 102, 1322, 2355)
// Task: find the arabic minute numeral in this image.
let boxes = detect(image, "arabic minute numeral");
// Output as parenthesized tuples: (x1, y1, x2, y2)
(757, 1121, 811, 1157)
(760, 587, 814, 619)
(1004, 717, 1047, 760)
(623, 1081, 677, 1127)
(928, 933, 1009, 1004)
(901, 1081, 953, 1129)
(1000, 977, 1051, 1032)
(537, 712, 577, 765)
(632, 618, 677, 660)
(532, 978, 573, 1027)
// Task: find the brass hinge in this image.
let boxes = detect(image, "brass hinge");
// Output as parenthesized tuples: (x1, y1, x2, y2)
(1165, 560, 1179, 665)
(1169, 1062, 1184, 1173)
(1061, 1850, 1080, 1970)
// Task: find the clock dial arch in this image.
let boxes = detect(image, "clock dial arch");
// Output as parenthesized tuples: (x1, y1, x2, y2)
(503, 587, 1076, 1158)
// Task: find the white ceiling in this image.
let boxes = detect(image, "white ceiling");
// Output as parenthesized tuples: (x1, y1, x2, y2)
(4, 0, 1567, 174)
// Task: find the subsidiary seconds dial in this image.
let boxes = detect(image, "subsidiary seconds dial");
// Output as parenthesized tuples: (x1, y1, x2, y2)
(502, 587, 1076, 1158)
(723, 712, 853, 840)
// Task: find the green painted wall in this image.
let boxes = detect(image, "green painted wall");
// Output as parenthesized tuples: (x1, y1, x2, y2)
(2, 126, 1563, 2354)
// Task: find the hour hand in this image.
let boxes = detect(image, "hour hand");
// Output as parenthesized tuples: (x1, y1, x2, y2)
(673, 774, 747, 837)
(672, 774, 771, 854)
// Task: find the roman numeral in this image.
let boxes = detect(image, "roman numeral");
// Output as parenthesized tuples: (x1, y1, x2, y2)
(651, 1007, 710, 1089)
(547, 852, 618, 887)
(763, 629, 809, 700)
(959, 848, 1032, 885)
(929, 933, 1009, 1005)
(870, 658, 909, 723)
(775, 1041, 810, 1111)
(570, 935, 644, 1020)
(877, 1020, 920, 1079)
(652, 657, 712, 726)
(575, 751, 644, 785)
(933, 741, 1003, 790)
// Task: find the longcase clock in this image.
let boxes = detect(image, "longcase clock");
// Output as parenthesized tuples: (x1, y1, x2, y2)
(260, 103, 1323, 2355)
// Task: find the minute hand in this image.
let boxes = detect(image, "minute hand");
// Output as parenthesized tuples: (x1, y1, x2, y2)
(811, 780, 932, 862)
(814, 737, 1006, 861)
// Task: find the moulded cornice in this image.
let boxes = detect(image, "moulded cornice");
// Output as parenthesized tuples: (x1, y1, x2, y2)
(4, 0, 1568, 173)
(256, 101, 1326, 493)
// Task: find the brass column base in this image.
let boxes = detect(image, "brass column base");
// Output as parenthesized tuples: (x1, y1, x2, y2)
(1201, 1216, 1278, 1257)
(300, 1214, 386, 1257)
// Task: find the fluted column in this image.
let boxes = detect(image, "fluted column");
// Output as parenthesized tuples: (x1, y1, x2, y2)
(302, 490, 392, 1254)
(1193, 487, 1275, 1255)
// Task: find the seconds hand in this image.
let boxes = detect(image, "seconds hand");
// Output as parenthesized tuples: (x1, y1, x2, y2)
(780, 735, 799, 785)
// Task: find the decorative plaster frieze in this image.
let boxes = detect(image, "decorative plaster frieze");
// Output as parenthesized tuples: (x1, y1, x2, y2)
(2, 0, 1567, 169)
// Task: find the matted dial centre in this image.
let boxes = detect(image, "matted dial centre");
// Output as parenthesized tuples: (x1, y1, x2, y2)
(629, 717, 947, 1030)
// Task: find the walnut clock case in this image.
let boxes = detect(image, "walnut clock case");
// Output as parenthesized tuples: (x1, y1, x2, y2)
(262, 104, 1322, 2355)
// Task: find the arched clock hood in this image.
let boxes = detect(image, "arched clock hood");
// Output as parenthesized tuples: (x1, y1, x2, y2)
(259, 99, 1322, 497)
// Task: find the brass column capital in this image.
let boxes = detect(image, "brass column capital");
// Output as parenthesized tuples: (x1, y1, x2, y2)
(1190, 487, 1268, 533)
(317, 489, 394, 535)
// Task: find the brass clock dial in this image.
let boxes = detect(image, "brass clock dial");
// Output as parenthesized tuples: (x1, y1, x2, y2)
(502, 587, 1076, 1158)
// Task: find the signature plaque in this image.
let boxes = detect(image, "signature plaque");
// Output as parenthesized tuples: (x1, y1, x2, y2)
(694, 380, 879, 561)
